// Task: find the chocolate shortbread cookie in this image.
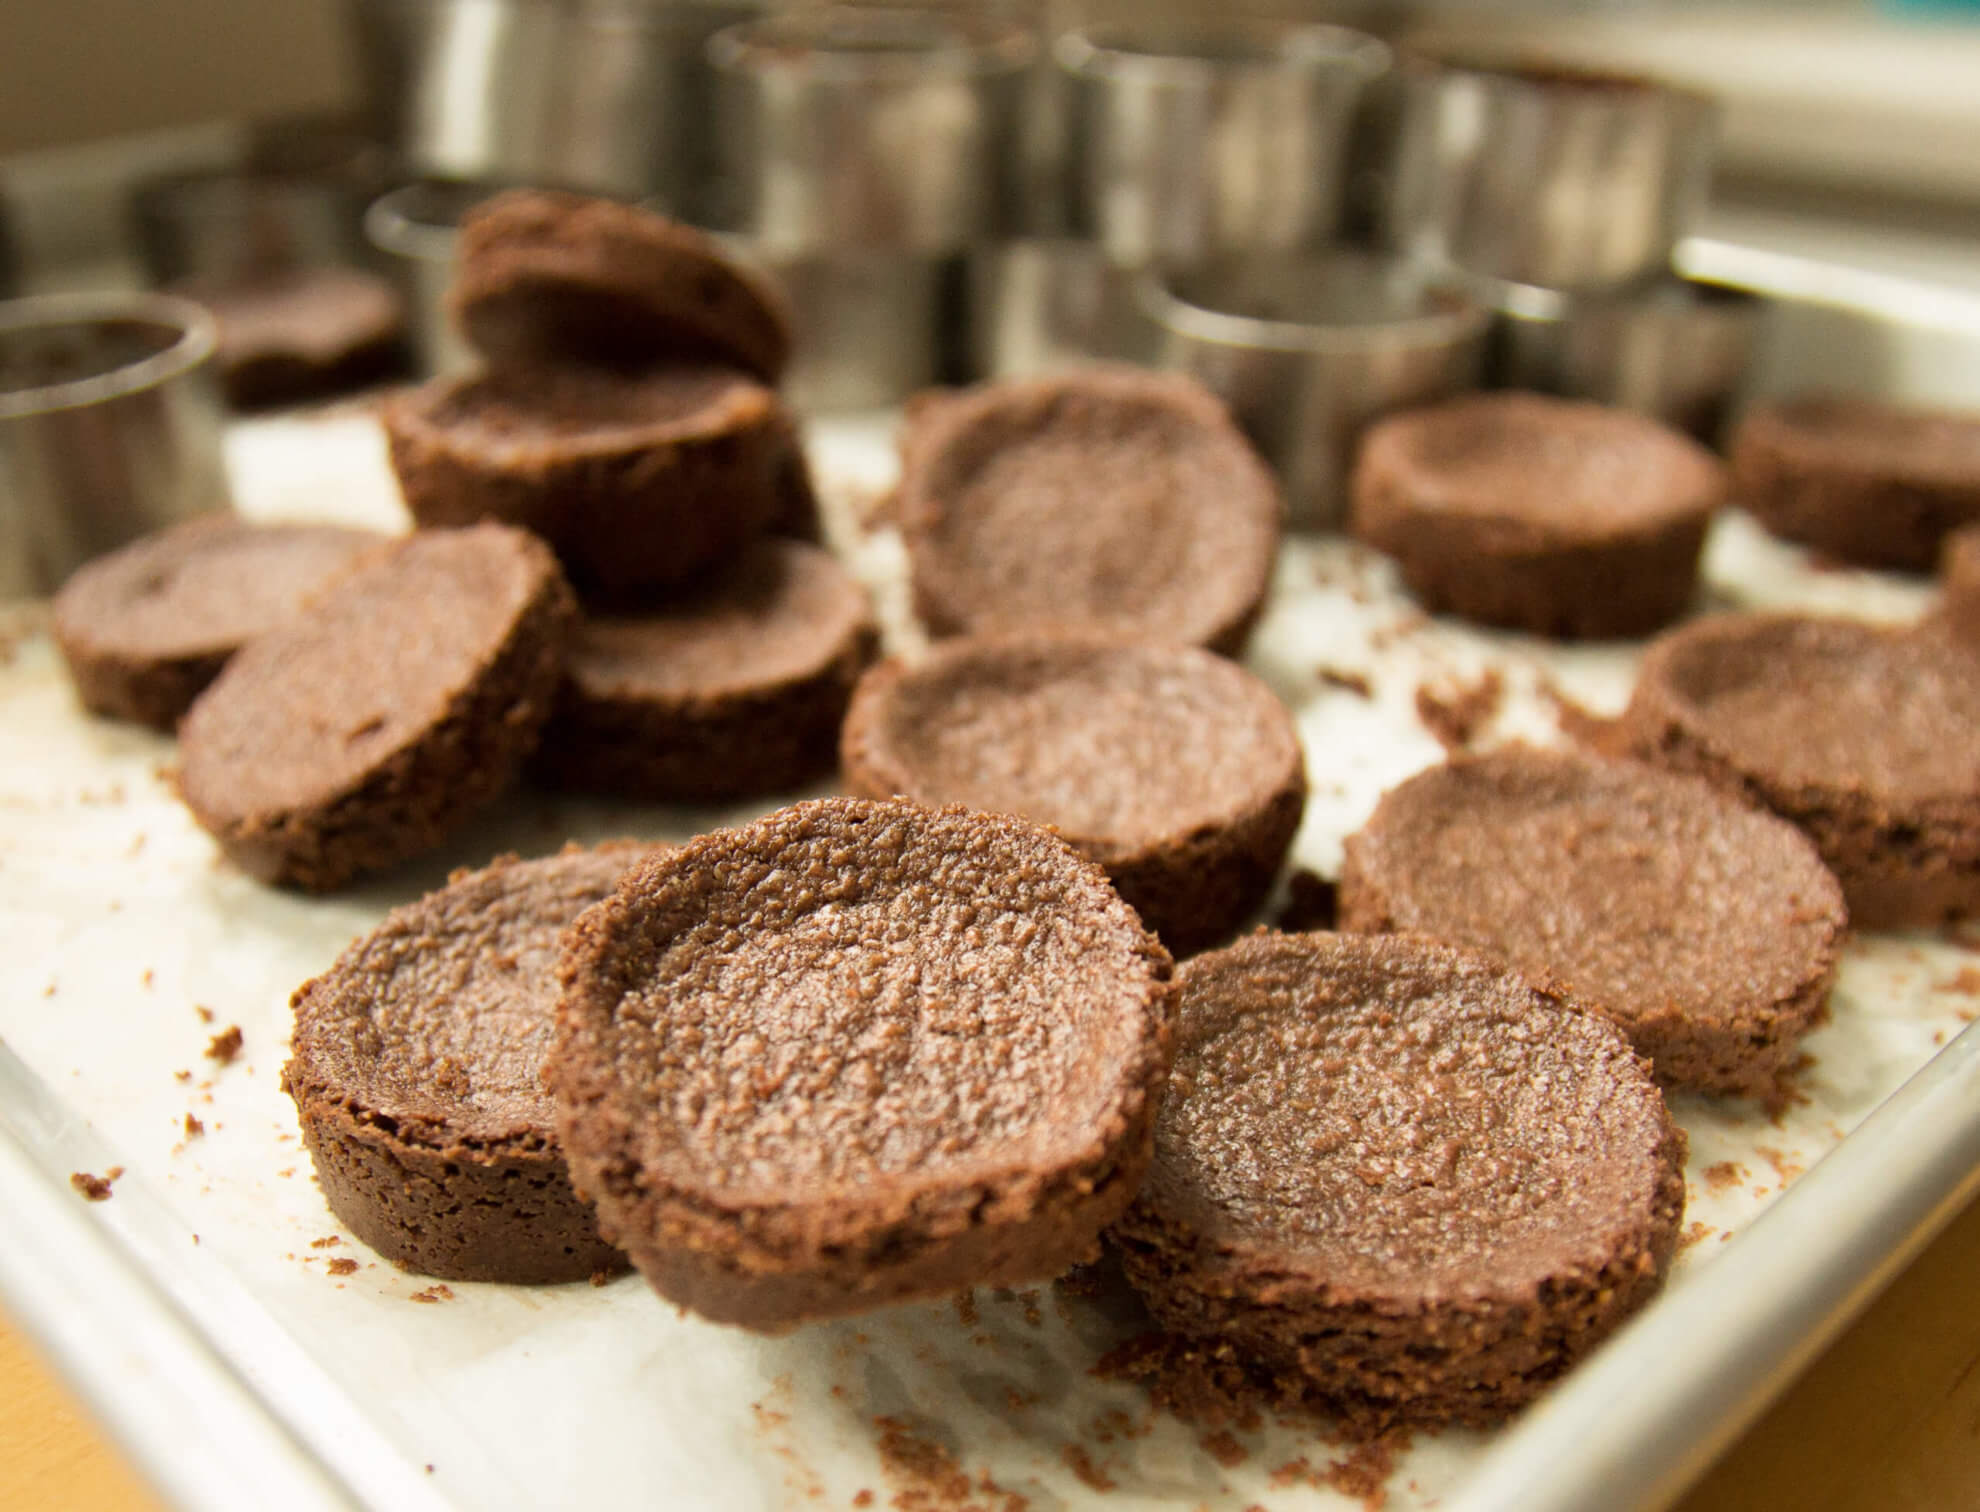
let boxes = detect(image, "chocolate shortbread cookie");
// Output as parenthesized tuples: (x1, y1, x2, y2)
(534, 540, 877, 801)
(1350, 392, 1725, 639)
(547, 796, 1176, 1331)
(1110, 930, 1685, 1432)
(384, 364, 797, 597)
(841, 634, 1305, 954)
(1733, 395, 1980, 572)
(286, 844, 662, 1282)
(1340, 746, 1846, 1102)
(450, 189, 790, 382)
(1620, 611, 1980, 928)
(178, 266, 406, 409)
(897, 370, 1283, 657)
(53, 515, 382, 730)
(178, 524, 575, 891)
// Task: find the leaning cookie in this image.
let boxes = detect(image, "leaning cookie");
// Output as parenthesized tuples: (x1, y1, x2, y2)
(896, 369, 1283, 657)
(1110, 930, 1685, 1433)
(547, 797, 1176, 1332)
(1733, 395, 1980, 572)
(177, 524, 575, 891)
(532, 540, 878, 802)
(384, 365, 797, 598)
(450, 189, 790, 382)
(1350, 392, 1725, 639)
(53, 515, 383, 730)
(841, 634, 1305, 955)
(1340, 746, 1846, 1103)
(1619, 611, 1980, 929)
(285, 844, 662, 1283)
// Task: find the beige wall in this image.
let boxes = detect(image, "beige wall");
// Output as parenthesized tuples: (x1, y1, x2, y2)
(0, 0, 354, 154)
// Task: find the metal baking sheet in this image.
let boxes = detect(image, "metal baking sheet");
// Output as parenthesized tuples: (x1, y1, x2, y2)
(6, 257, 1980, 1512)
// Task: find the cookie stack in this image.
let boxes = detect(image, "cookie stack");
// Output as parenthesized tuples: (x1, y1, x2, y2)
(382, 189, 880, 812)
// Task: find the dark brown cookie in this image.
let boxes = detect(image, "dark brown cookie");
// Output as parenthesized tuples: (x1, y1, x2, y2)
(1110, 930, 1685, 1433)
(177, 524, 575, 892)
(1733, 395, 1980, 572)
(285, 844, 663, 1283)
(1340, 746, 1846, 1102)
(840, 634, 1305, 955)
(449, 189, 791, 382)
(176, 267, 406, 409)
(1619, 611, 1980, 929)
(52, 515, 384, 730)
(1350, 392, 1725, 639)
(547, 796, 1176, 1332)
(533, 540, 878, 801)
(898, 370, 1283, 657)
(384, 364, 798, 598)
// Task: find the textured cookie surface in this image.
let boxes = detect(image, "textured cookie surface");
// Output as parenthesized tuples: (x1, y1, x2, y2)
(535, 539, 877, 800)
(898, 370, 1282, 656)
(1112, 930, 1685, 1431)
(53, 515, 384, 730)
(842, 634, 1304, 953)
(1620, 612, 1980, 928)
(1341, 746, 1846, 1102)
(1350, 391, 1724, 638)
(548, 796, 1176, 1331)
(285, 845, 658, 1282)
(177, 523, 575, 891)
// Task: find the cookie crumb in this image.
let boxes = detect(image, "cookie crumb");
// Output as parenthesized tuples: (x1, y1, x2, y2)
(310, 1235, 341, 1249)
(1061, 1444, 1115, 1491)
(1200, 1429, 1248, 1467)
(1317, 666, 1374, 698)
(70, 1168, 122, 1201)
(410, 1284, 455, 1304)
(327, 1257, 359, 1276)
(205, 1026, 243, 1063)
(1414, 668, 1503, 752)
(590, 1268, 613, 1287)
(183, 1113, 205, 1137)
(194, 1004, 215, 1024)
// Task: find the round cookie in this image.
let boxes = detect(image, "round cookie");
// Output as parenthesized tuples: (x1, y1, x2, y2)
(285, 844, 663, 1283)
(384, 364, 798, 598)
(1340, 746, 1846, 1102)
(178, 266, 406, 409)
(177, 523, 575, 892)
(53, 515, 383, 730)
(1619, 611, 1980, 929)
(1110, 930, 1685, 1432)
(1733, 395, 1980, 572)
(533, 540, 878, 801)
(840, 634, 1306, 954)
(897, 370, 1283, 657)
(450, 189, 791, 382)
(1349, 391, 1726, 639)
(547, 796, 1176, 1332)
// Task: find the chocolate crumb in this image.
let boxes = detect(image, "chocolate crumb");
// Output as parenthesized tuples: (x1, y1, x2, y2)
(1200, 1429, 1248, 1468)
(205, 1026, 243, 1063)
(70, 1169, 121, 1201)
(183, 1114, 204, 1137)
(590, 1268, 613, 1288)
(1702, 1161, 1747, 1193)
(1317, 666, 1374, 698)
(1274, 870, 1338, 933)
(1414, 668, 1503, 752)
(327, 1257, 359, 1276)
(1061, 1444, 1115, 1491)
(954, 1290, 979, 1328)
